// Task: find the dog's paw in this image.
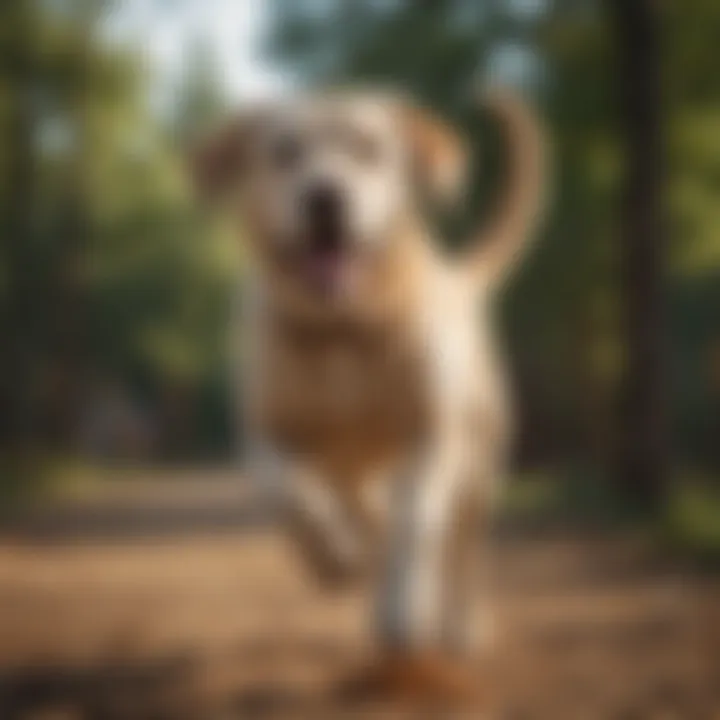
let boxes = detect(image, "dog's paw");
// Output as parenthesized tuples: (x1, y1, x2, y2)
(336, 652, 484, 708)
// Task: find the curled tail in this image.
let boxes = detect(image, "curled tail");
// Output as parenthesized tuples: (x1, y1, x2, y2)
(462, 88, 547, 287)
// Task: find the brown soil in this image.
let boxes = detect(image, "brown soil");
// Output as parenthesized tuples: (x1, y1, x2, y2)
(0, 476, 717, 719)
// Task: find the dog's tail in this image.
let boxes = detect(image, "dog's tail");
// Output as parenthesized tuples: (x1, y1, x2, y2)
(460, 88, 547, 287)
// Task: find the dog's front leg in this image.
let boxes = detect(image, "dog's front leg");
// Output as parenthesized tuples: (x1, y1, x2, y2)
(376, 431, 469, 651)
(341, 434, 485, 704)
(249, 441, 367, 586)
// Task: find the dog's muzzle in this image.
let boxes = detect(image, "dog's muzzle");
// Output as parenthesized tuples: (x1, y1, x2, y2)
(300, 183, 355, 296)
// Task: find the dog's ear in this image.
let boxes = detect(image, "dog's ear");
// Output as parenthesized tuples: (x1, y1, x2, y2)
(399, 103, 467, 206)
(190, 113, 260, 201)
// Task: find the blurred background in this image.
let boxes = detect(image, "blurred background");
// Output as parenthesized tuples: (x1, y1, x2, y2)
(0, 1, 718, 718)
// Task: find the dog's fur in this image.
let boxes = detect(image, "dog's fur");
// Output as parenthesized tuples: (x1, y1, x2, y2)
(194, 88, 545, 682)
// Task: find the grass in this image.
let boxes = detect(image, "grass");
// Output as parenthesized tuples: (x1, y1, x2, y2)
(0, 451, 105, 514)
(662, 479, 720, 567)
(503, 468, 720, 567)
(502, 466, 629, 524)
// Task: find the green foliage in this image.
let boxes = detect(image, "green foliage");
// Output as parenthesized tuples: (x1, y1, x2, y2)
(0, 0, 240, 459)
(663, 480, 720, 564)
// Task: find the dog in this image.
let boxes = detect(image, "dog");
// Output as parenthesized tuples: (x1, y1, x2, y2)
(193, 87, 545, 698)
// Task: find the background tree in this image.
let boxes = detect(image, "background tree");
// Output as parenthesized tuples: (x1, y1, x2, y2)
(0, 0, 239, 464)
(608, 0, 667, 512)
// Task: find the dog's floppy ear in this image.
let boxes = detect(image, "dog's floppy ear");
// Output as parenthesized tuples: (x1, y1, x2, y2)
(191, 112, 261, 201)
(399, 103, 467, 206)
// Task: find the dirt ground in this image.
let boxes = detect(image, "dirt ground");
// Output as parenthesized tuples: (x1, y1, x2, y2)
(0, 474, 717, 719)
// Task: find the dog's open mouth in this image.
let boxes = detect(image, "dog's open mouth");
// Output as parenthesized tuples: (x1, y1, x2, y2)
(301, 229, 356, 297)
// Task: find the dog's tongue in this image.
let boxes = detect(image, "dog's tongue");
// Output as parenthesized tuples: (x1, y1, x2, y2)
(305, 248, 349, 294)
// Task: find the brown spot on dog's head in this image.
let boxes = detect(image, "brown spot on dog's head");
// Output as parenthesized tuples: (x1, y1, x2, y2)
(397, 101, 467, 208)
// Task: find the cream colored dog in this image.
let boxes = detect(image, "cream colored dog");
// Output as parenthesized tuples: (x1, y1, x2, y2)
(194, 87, 545, 691)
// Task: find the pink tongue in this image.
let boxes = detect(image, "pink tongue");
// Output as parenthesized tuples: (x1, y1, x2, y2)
(306, 251, 346, 292)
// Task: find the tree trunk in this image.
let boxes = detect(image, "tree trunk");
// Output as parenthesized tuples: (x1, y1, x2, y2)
(0, 3, 38, 448)
(608, 0, 668, 513)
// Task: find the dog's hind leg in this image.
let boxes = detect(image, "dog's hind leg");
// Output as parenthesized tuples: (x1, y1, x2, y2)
(284, 468, 371, 587)
(248, 441, 370, 587)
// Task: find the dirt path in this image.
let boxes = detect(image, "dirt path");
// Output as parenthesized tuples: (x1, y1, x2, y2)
(0, 476, 717, 718)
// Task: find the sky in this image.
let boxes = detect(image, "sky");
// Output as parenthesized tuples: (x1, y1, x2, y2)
(100, 0, 547, 110)
(102, 0, 285, 106)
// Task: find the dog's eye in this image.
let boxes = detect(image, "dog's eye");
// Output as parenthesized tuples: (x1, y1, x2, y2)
(272, 135, 303, 170)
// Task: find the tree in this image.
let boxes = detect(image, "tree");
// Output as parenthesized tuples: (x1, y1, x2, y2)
(171, 35, 226, 144)
(608, 0, 667, 512)
(0, 0, 134, 448)
(0, 1, 239, 461)
(0, 0, 38, 445)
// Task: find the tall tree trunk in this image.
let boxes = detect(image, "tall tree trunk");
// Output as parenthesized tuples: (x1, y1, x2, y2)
(48, 30, 93, 449)
(608, 0, 667, 513)
(0, 2, 38, 449)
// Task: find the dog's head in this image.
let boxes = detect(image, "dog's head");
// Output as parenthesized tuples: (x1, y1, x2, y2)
(193, 92, 465, 311)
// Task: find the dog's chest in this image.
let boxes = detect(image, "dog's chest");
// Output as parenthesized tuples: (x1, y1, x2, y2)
(253, 326, 427, 473)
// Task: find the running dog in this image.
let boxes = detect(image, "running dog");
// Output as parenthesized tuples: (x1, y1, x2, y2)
(193, 86, 545, 699)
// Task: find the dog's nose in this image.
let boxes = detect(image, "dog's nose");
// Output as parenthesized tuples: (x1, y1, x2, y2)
(303, 184, 344, 229)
